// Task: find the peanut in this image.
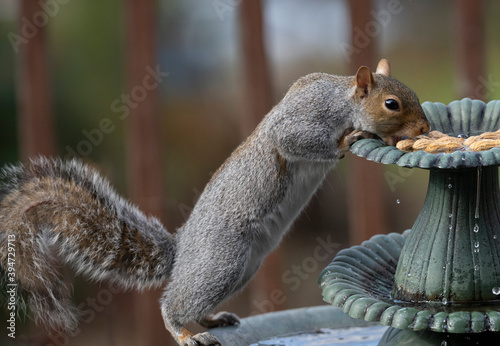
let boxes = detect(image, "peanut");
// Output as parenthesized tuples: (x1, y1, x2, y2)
(469, 139, 500, 151)
(396, 138, 417, 152)
(412, 138, 433, 151)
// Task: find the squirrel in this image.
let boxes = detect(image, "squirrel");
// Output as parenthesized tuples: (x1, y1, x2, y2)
(0, 59, 429, 346)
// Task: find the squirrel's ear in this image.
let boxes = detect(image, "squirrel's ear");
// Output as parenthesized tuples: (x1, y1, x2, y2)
(355, 66, 374, 98)
(375, 59, 391, 77)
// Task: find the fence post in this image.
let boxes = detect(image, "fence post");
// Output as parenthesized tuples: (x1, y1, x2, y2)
(124, 0, 170, 344)
(239, 0, 273, 136)
(454, 0, 486, 100)
(17, 0, 55, 161)
(346, 0, 389, 245)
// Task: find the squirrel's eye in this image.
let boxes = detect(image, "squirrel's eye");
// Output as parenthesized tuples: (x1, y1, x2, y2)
(384, 99, 400, 111)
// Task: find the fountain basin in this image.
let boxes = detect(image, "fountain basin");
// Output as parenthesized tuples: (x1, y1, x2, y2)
(208, 306, 382, 345)
(319, 231, 500, 333)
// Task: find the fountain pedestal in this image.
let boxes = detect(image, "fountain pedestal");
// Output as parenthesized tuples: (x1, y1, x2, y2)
(394, 167, 500, 306)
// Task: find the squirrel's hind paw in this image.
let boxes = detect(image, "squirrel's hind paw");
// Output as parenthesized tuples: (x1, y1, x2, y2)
(200, 311, 240, 328)
(183, 332, 221, 346)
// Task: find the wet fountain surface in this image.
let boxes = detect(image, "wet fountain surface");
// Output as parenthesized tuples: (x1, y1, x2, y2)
(251, 325, 387, 345)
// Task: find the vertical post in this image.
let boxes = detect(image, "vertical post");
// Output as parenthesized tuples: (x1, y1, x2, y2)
(239, 0, 284, 313)
(346, 0, 388, 245)
(239, 0, 273, 136)
(17, 9, 55, 344)
(124, 0, 169, 344)
(454, 0, 486, 100)
(17, 0, 55, 161)
(125, 0, 165, 219)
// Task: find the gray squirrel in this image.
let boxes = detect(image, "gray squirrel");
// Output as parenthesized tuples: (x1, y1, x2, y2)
(0, 59, 429, 346)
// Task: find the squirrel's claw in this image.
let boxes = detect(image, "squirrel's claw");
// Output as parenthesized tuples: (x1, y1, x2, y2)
(177, 312, 238, 345)
(338, 129, 377, 159)
(182, 332, 221, 346)
(200, 311, 240, 328)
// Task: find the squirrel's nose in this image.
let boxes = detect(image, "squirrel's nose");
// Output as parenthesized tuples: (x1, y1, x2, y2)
(420, 122, 430, 135)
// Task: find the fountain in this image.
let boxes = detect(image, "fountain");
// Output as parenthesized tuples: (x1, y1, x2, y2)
(320, 98, 500, 344)
(211, 98, 500, 345)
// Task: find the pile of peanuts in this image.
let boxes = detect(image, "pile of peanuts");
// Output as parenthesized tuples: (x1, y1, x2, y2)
(396, 130, 500, 153)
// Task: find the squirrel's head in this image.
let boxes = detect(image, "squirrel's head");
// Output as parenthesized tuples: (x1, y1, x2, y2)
(352, 59, 430, 146)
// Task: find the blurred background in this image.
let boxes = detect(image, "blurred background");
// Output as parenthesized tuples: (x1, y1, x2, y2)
(0, 0, 499, 345)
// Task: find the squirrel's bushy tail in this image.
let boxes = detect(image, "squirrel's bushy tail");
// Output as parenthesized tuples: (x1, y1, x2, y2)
(0, 157, 175, 332)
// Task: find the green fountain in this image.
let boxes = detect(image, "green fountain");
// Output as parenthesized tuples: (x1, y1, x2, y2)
(320, 98, 500, 344)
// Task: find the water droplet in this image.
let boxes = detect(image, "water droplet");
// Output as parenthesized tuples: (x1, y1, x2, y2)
(448, 213, 453, 219)
(494, 235, 498, 240)
(448, 184, 453, 189)
(474, 265, 480, 271)
(396, 199, 400, 204)
(458, 134, 469, 139)
(493, 287, 500, 295)
(474, 242, 480, 248)
(441, 341, 448, 346)
(448, 225, 453, 230)
(474, 248, 480, 253)
(442, 297, 448, 305)
(475, 167, 482, 219)
(474, 225, 479, 233)
(407, 273, 411, 277)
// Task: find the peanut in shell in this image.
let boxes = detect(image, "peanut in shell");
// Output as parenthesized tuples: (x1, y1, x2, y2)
(425, 140, 464, 153)
(469, 139, 500, 152)
(396, 138, 417, 152)
(412, 138, 433, 151)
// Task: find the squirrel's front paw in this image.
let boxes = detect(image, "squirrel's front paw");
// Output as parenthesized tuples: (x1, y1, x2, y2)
(182, 332, 221, 346)
(338, 129, 377, 158)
